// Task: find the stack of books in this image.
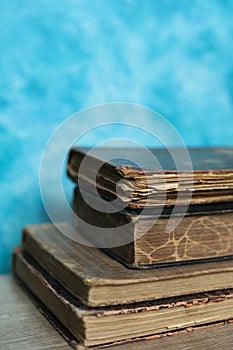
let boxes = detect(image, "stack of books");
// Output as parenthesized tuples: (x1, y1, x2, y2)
(13, 147, 233, 349)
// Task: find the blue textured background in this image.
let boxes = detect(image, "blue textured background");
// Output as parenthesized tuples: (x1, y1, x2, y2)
(1, 0, 233, 273)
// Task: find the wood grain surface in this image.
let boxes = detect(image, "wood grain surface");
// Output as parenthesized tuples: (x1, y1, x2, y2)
(0, 275, 72, 350)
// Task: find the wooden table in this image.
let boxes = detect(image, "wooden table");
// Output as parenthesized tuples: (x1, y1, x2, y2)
(0, 275, 233, 350)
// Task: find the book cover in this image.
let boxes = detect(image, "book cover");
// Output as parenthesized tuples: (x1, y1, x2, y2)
(22, 223, 233, 307)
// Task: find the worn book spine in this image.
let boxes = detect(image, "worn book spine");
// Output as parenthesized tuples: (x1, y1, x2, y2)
(12, 247, 87, 345)
(67, 147, 233, 209)
(73, 187, 233, 268)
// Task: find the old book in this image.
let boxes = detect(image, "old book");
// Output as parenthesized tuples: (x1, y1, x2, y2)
(67, 147, 233, 209)
(73, 187, 233, 268)
(10, 273, 233, 350)
(12, 247, 233, 348)
(22, 223, 233, 307)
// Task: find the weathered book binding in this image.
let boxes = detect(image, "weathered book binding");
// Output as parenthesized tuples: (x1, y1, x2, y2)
(67, 147, 233, 209)
(22, 223, 233, 307)
(12, 247, 233, 349)
(73, 187, 233, 268)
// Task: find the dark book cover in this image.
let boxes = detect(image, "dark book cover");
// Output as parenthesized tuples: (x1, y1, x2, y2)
(73, 187, 233, 268)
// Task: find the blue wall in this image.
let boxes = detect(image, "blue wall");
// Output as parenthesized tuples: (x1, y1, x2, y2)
(1, 0, 233, 273)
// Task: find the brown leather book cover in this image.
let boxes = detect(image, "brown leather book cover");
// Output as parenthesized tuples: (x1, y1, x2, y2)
(22, 223, 233, 307)
(67, 147, 233, 209)
(12, 247, 233, 348)
(73, 187, 233, 268)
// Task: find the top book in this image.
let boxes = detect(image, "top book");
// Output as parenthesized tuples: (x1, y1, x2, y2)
(67, 147, 233, 209)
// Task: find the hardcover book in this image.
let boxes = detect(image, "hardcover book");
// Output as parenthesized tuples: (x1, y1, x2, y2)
(22, 223, 233, 307)
(67, 147, 233, 209)
(13, 247, 233, 348)
(73, 187, 233, 268)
